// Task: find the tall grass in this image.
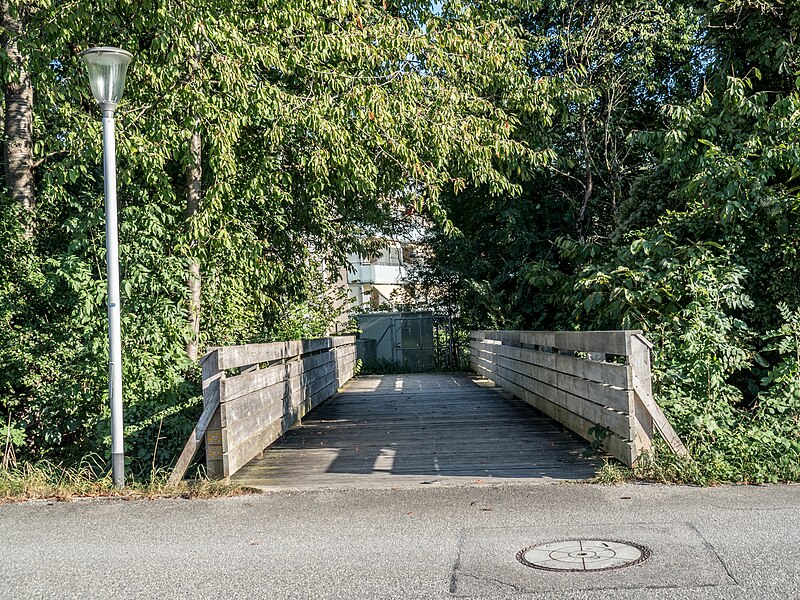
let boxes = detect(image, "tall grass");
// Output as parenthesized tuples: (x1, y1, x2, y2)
(0, 456, 258, 503)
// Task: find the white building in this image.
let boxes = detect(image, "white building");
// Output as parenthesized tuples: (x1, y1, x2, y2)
(346, 243, 414, 311)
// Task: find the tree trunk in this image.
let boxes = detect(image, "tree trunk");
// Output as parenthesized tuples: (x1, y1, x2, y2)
(185, 129, 202, 363)
(578, 110, 593, 240)
(1, 1, 34, 237)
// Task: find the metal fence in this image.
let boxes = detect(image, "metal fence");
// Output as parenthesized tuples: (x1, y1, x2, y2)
(356, 311, 435, 371)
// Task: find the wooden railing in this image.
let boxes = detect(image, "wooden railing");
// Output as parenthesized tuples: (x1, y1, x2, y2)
(169, 336, 356, 483)
(469, 330, 687, 466)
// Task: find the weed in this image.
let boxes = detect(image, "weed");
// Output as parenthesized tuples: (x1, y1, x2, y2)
(592, 460, 635, 484)
(358, 358, 417, 374)
(582, 424, 612, 458)
(0, 458, 259, 503)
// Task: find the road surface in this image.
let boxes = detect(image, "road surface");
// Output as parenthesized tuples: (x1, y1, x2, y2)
(1, 481, 798, 599)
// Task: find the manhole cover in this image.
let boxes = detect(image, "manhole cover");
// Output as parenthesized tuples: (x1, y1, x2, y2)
(516, 539, 650, 572)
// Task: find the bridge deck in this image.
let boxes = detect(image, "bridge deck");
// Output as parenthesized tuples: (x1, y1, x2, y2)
(231, 373, 602, 489)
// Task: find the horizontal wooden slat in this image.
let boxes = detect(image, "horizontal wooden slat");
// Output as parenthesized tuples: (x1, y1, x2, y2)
(221, 359, 335, 428)
(470, 351, 632, 438)
(470, 345, 632, 414)
(222, 351, 335, 402)
(216, 341, 294, 370)
(214, 336, 355, 370)
(472, 330, 640, 356)
(295, 337, 338, 355)
(331, 336, 357, 348)
(555, 330, 637, 356)
(471, 358, 635, 465)
(223, 379, 338, 476)
(472, 341, 631, 389)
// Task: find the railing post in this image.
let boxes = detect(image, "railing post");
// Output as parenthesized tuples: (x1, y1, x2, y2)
(629, 333, 691, 460)
(201, 348, 226, 479)
(628, 333, 655, 463)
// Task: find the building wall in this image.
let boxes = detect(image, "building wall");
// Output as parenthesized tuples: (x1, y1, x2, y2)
(346, 243, 409, 310)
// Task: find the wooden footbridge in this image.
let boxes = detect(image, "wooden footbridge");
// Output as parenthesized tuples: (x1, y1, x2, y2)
(170, 330, 688, 488)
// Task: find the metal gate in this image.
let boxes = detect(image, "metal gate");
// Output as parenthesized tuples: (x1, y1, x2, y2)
(356, 312, 435, 371)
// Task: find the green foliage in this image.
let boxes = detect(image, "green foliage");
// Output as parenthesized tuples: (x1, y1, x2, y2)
(359, 358, 418, 375)
(416, 0, 800, 482)
(411, 0, 702, 332)
(410, 189, 560, 332)
(3, 0, 799, 485)
(584, 425, 612, 458)
(592, 460, 634, 485)
(1, 1, 539, 475)
(0, 456, 258, 503)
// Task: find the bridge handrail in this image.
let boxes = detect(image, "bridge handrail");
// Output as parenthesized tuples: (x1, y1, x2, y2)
(469, 330, 688, 466)
(169, 335, 356, 483)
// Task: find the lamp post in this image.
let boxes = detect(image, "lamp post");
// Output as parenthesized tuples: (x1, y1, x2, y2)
(80, 47, 133, 488)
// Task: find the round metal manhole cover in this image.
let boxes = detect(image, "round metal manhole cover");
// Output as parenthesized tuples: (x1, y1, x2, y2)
(516, 540, 651, 572)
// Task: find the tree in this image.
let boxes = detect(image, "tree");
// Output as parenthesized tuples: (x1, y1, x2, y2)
(532, 0, 800, 481)
(1, 1, 34, 237)
(415, 0, 701, 329)
(0, 0, 540, 470)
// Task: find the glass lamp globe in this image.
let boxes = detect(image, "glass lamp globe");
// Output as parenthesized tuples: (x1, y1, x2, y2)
(80, 47, 133, 107)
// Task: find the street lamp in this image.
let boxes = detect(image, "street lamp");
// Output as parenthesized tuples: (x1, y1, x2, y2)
(80, 47, 133, 488)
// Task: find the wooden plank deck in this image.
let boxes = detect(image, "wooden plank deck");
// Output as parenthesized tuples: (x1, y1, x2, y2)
(231, 373, 603, 490)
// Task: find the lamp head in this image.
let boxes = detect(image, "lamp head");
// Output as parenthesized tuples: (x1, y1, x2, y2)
(80, 47, 133, 112)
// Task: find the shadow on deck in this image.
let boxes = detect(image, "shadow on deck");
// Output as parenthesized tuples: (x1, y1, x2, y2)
(231, 373, 603, 490)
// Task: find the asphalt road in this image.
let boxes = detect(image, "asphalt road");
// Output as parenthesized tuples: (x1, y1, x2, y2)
(1, 481, 798, 599)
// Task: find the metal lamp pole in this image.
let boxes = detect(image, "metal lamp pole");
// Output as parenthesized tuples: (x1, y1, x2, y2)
(80, 47, 133, 488)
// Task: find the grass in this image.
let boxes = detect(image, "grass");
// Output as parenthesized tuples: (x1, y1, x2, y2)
(589, 446, 795, 487)
(0, 458, 260, 504)
(591, 460, 636, 484)
(590, 450, 716, 486)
